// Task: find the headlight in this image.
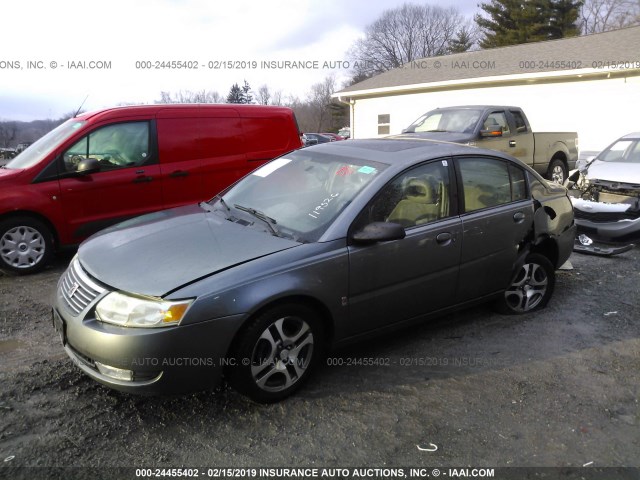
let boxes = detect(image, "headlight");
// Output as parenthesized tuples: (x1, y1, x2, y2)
(95, 292, 193, 328)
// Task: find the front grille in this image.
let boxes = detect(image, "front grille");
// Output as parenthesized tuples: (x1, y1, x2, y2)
(574, 209, 639, 222)
(60, 258, 106, 316)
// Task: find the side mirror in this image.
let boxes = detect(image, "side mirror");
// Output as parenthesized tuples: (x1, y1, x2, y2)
(352, 222, 406, 244)
(76, 158, 100, 175)
(480, 128, 502, 137)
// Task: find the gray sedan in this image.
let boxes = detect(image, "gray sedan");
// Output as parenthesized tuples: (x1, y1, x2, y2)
(53, 139, 576, 402)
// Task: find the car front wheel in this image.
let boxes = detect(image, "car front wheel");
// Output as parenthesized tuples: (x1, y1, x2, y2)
(227, 303, 325, 403)
(0, 217, 54, 275)
(497, 253, 555, 314)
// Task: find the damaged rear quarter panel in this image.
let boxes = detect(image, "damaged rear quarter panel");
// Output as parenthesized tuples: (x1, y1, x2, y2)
(529, 173, 576, 266)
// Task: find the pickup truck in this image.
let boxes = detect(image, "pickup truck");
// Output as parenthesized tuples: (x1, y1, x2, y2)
(402, 106, 578, 184)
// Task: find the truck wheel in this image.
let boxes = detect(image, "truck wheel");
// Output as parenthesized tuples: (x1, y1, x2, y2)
(547, 158, 567, 185)
(0, 217, 54, 275)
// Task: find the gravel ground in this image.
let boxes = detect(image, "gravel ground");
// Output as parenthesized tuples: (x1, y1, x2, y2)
(0, 248, 638, 479)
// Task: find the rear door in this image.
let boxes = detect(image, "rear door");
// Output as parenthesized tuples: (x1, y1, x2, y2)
(57, 120, 163, 241)
(347, 159, 462, 335)
(454, 156, 534, 302)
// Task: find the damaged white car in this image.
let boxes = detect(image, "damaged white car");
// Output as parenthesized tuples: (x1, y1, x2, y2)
(566, 132, 639, 255)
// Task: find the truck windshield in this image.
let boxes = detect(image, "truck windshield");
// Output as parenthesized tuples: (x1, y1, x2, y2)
(5, 119, 87, 169)
(405, 109, 482, 134)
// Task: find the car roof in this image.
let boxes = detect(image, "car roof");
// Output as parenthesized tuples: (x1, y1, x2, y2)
(304, 136, 520, 167)
(620, 132, 640, 140)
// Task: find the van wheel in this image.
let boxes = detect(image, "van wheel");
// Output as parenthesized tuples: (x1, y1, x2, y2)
(0, 217, 54, 275)
(547, 158, 567, 184)
(227, 304, 325, 403)
(496, 253, 555, 314)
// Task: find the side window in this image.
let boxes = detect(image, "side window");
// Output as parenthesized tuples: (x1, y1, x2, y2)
(510, 111, 528, 133)
(63, 122, 150, 173)
(358, 160, 450, 229)
(509, 164, 527, 201)
(459, 158, 512, 212)
(483, 112, 510, 135)
(458, 157, 527, 213)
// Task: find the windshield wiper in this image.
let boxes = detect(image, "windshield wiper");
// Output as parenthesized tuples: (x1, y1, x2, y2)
(425, 129, 449, 132)
(212, 194, 231, 211)
(234, 204, 280, 237)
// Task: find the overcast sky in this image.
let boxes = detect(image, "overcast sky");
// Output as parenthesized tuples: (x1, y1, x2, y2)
(0, 0, 479, 121)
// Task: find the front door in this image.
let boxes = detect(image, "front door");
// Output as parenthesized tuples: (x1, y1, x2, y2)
(58, 121, 163, 241)
(347, 159, 462, 335)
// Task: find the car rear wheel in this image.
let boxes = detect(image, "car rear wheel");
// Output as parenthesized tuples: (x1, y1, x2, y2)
(227, 303, 325, 403)
(548, 158, 567, 184)
(0, 217, 54, 275)
(496, 253, 555, 314)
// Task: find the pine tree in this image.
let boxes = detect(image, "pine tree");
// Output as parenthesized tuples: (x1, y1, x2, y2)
(548, 0, 582, 38)
(449, 26, 475, 53)
(476, 0, 582, 47)
(226, 83, 245, 104)
(241, 80, 253, 105)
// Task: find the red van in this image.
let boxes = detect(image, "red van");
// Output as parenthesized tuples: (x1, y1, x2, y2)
(0, 104, 302, 274)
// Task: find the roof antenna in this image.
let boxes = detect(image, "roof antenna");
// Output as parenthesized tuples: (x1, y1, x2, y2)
(74, 95, 89, 117)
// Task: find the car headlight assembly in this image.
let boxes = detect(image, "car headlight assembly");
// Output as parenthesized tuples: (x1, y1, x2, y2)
(95, 292, 193, 328)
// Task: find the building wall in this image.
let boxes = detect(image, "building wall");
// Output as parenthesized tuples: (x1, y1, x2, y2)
(351, 75, 640, 153)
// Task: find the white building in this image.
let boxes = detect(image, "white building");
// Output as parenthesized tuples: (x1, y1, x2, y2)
(334, 26, 640, 154)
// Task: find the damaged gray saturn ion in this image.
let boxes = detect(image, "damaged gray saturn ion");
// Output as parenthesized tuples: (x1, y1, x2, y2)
(567, 132, 640, 255)
(53, 139, 576, 403)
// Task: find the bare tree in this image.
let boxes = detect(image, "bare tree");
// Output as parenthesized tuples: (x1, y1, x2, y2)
(0, 122, 17, 148)
(256, 85, 271, 105)
(157, 90, 224, 104)
(348, 3, 466, 77)
(307, 76, 337, 132)
(271, 90, 283, 106)
(580, 0, 640, 33)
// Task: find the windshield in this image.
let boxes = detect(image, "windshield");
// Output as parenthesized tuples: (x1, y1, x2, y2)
(5, 119, 87, 169)
(405, 109, 482, 134)
(210, 150, 387, 242)
(596, 139, 640, 163)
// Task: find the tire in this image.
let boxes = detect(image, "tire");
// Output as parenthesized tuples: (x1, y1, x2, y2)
(547, 158, 567, 185)
(227, 303, 325, 403)
(496, 253, 555, 314)
(0, 217, 54, 275)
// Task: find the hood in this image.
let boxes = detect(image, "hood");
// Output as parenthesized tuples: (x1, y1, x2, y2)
(0, 167, 25, 183)
(78, 204, 301, 297)
(399, 132, 476, 144)
(586, 160, 640, 186)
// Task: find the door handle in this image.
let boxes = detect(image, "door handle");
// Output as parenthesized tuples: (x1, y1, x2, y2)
(436, 232, 453, 245)
(169, 170, 189, 178)
(509, 140, 516, 147)
(133, 176, 154, 184)
(513, 212, 525, 223)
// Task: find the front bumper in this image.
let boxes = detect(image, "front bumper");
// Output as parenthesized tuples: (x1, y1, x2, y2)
(571, 197, 640, 241)
(53, 262, 245, 395)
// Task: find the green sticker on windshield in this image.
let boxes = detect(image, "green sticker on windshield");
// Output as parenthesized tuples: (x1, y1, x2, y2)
(358, 166, 377, 174)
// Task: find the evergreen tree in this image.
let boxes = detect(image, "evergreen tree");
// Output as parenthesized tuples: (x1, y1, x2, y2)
(241, 80, 253, 105)
(475, 0, 581, 48)
(548, 0, 582, 38)
(449, 26, 475, 53)
(226, 83, 244, 104)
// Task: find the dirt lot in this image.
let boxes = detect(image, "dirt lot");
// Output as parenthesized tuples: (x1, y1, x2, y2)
(0, 248, 639, 478)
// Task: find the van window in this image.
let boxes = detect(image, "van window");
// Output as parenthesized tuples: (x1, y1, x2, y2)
(63, 122, 150, 173)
